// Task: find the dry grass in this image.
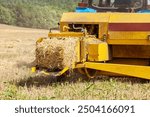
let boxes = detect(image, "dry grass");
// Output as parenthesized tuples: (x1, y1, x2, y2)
(0, 24, 150, 100)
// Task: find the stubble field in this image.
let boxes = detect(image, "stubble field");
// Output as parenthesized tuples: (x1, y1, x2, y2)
(0, 24, 150, 100)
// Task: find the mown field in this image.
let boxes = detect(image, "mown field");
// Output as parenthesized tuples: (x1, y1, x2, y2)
(0, 24, 150, 100)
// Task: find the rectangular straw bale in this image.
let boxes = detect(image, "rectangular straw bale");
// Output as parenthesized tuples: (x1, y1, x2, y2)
(36, 37, 79, 70)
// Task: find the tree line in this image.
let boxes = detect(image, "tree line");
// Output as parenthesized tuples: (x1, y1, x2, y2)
(0, 0, 80, 29)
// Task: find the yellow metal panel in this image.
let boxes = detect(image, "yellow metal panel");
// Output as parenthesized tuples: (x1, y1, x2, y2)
(98, 43, 109, 61)
(88, 44, 99, 61)
(80, 40, 86, 62)
(109, 13, 150, 23)
(107, 39, 150, 45)
(88, 43, 109, 61)
(60, 22, 68, 32)
(75, 39, 81, 63)
(108, 31, 150, 45)
(108, 31, 150, 40)
(99, 23, 108, 39)
(61, 13, 110, 24)
(83, 62, 150, 80)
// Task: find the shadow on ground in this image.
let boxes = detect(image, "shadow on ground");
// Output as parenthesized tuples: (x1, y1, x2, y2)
(14, 73, 150, 88)
(15, 72, 91, 88)
(16, 76, 60, 87)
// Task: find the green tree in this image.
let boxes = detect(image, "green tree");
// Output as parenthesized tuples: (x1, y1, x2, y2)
(0, 5, 15, 24)
(0, 0, 80, 28)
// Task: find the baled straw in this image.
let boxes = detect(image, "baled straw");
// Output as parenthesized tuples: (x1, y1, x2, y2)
(36, 37, 79, 70)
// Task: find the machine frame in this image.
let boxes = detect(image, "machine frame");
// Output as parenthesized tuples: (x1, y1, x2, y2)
(33, 1, 150, 80)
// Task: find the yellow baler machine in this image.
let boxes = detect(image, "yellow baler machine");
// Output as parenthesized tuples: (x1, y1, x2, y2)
(35, 12, 150, 80)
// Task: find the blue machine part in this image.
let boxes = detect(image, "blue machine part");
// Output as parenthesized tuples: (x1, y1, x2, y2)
(137, 10, 150, 13)
(76, 7, 96, 13)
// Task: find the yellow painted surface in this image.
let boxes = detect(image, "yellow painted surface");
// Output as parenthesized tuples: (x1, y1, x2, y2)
(108, 31, 150, 40)
(76, 62, 150, 80)
(109, 13, 150, 23)
(99, 23, 108, 39)
(31, 67, 36, 73)
(107, 39, 150, 45)
(60, 13, 150, 45)
(88, 43, 109, 61)
(61, 13, 150, 24)
(75, 39, 81, 63)
(61, 13, 110, 24)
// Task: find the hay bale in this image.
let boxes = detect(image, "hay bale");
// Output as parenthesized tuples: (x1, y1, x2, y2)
(36, 37, 79, 70)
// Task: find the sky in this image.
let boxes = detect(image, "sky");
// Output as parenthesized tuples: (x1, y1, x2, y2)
(148, 0, 150, 5)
